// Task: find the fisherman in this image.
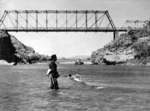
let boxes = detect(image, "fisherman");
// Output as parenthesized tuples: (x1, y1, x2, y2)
(47, 54, 60, 90)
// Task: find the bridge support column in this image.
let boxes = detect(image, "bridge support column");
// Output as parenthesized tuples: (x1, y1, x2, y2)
(113, 31, 118, 40)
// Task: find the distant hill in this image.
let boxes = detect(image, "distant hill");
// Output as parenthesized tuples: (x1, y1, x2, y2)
(68, 55, 91, 60)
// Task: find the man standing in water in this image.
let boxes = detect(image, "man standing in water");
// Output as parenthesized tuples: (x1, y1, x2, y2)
(48, 54, 59, 90)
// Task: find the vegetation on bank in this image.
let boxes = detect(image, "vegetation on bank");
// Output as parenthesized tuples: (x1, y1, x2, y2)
(0, 30, 51, 65)
(91, 21, 150, 65)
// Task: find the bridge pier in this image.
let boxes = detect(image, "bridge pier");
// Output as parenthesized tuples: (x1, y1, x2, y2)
(113, 31, 118, 40)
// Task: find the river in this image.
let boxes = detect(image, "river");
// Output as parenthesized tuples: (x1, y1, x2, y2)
(0, 64, 150, 111)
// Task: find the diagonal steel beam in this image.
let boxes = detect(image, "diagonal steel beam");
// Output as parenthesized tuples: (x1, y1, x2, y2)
(105, 11, 116, 29)
(0, 11, 8, 28)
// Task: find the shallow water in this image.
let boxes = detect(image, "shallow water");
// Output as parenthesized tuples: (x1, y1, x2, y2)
(0, 64, 150, 111)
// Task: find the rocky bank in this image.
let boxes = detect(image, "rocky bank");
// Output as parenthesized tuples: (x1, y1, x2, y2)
(0, 30, 50, 65)
(91, 21, 150, 66)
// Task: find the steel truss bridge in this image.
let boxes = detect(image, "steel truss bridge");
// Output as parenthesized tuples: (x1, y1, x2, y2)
(0, 10, 143, 39)
(125, 20, 149, 29)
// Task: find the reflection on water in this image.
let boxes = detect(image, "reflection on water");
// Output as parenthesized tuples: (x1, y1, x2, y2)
(0, 64, 150, 111)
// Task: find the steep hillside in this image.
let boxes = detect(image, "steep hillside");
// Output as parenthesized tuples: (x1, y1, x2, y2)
(0, 30, 50, 65)
(91, 21, 150, 66)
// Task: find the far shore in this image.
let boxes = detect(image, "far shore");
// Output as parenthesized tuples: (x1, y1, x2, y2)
(1, 59, 150, 67)
(59, 61, 92, 65)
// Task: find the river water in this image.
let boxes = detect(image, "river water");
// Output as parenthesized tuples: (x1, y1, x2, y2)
(0, 64, 150, 111)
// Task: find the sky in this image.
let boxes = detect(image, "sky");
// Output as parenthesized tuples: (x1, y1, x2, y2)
(0, 0, 150, 58)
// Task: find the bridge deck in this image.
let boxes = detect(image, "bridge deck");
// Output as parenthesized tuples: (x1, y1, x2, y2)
(0, 27, 127, 32)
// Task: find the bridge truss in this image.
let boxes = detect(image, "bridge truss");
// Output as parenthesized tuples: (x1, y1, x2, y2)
(125, 20, 148, 29)
(0, 10, 126, 39)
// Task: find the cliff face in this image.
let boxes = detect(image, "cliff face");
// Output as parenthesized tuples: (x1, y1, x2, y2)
(0, 31, 50, 65)
(0, 31, 18, 63)
(91, 21, 150, 66)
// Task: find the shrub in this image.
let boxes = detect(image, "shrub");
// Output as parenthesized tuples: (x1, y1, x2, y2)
(133, 41, 150, 59)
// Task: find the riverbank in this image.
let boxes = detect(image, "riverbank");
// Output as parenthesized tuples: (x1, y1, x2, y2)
(91, 21, 150, 66)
